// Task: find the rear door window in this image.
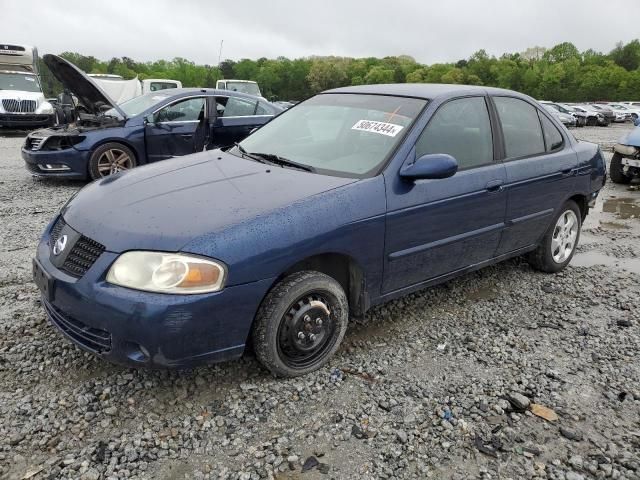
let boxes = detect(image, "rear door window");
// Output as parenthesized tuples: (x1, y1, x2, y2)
(217, 97, 258, 117)
(539, 113, 564, 152)
(494, 97, 545, 159)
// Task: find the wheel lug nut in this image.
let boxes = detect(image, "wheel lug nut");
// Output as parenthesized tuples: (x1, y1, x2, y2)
(298, 332, 305, 340)
(309, 333, 316, 341)
(303, 315, 311, 323)
(315, 318, 323, 326)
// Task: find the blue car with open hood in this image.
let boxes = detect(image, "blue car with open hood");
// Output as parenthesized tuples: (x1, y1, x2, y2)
(33, 83, 606, 377)
(22, 54, 281, 180)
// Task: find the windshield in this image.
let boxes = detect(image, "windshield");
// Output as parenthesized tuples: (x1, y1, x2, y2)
(0, 72, 41, 92)
(110, 92, 171, 117)
(225, 81, 261, 96)
(237, 93, 427, 178)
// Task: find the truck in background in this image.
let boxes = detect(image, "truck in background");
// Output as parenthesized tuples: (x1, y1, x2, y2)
(216, 79, 264, 100)
(88, 74, 182, 104)
(0, 43, 56, 128)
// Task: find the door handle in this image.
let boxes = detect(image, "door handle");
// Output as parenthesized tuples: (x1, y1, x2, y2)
(561, 168, 576, 177)
(179, 134, 194, 138)
(486, 179, 504, 193)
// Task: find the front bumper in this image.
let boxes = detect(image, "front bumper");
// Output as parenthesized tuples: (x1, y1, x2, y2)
(22, 146, 91, 179)
(35, 219, 275, 368)
(0, 113, 54, 128)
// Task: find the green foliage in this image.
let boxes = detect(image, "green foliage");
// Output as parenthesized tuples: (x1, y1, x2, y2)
(39, 39, 640, 101)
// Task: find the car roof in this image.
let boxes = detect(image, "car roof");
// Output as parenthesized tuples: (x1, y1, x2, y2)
(325, 83, 530, 101)
(160, 88, 266, 102)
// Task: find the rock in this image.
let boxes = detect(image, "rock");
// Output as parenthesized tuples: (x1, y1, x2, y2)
(302, 456, 319, 472)
(617, 319, 632, 327)
(560, 427, 583, 441)
(507, 392, 530, 411)
(318, 463, 330, 474)
(9, 433, 25, 446)
(565, 472, 585, 480)
(396, 430, 408, 444)
(104, 406, 117, 416)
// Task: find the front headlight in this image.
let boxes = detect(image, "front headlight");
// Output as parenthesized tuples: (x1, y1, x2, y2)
(36, 101, 54, 115)
(106, 251, 227, 294)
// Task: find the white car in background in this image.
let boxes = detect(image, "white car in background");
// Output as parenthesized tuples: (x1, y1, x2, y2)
(608, 103, 639, 122)
(539, 101, 577, 127)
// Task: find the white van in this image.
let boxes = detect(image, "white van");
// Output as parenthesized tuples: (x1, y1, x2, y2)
(216, 79, 264, 99)
(0, 43, 56, 128)
(88, 74, 182, 104)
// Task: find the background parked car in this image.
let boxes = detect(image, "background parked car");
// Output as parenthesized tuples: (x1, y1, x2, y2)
(540, 103, 576, 127)
(22, 55, 282, 180)
(588, 104, 618, 123)
(540, 101, 585, 127)
(607, 103, 639, 121)
(572, 104, 610, 126)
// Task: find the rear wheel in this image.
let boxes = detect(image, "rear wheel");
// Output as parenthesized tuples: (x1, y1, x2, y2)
(88, 142, 137, 180)
(252, 271, 348, 377)
(609, 152, 632, 184)
(528, 201, 581, 273)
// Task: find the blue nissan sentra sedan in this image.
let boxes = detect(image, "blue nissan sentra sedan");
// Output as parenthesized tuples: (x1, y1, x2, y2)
(33, 83, 606, 377)
(22, 54, 281, 180)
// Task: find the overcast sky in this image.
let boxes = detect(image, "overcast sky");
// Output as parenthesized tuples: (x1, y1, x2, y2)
(3, 0, 639, 65)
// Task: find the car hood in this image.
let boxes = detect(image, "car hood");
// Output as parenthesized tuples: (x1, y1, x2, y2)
(43, 54, 126, 118)
(618, 126, 640, 147)
(0, 90, 44, 102)
(62, 150, 356, 253)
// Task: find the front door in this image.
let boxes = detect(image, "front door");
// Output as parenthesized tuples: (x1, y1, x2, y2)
(145, 96, 206, 162)
(383, 96, 507, 293)
(491, 96, 578, 255)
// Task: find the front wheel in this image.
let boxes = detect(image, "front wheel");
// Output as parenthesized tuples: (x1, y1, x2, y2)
(88, 142, 137, 180)
(609, 152, 632, 184)
(528, 201, 581, 273)
(252, 271, 349, 377)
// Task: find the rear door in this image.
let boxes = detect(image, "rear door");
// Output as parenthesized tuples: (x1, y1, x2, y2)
(492, 96, 578, 255)
(144, 96, 206, 162)
(210, 96, 273, 148)
(383, 95, 507, 293)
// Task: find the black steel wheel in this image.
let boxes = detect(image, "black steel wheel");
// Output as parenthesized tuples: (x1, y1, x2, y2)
(252, 271, 348, 377)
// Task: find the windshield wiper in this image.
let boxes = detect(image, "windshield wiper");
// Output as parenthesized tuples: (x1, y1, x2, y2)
(248, 152, 315, 172)
(233, 142, 272, 165)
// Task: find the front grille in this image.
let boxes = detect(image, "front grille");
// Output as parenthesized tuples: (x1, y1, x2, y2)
(49, 217, 106, 278)
(26, 135, 46, 150)
(44, 300, 112, 353)
(2, 99, 37, 113)
(62, 235, 106, 277)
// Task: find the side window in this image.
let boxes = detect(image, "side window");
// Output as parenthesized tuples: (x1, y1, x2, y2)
(155, 97, 205, 122)
(256, 102, 272, 115)
(494, 97, 545, 158)
(216, 97, 258, 117)
(539, 112, 564, 151)
(416, 96, 494, 170)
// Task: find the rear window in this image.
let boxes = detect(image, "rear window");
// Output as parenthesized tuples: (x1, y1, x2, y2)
(494, 97, 545, 159)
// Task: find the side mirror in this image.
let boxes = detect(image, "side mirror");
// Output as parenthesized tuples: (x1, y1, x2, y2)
(144, 114, 156, 125)
(400, 153, 458, 181)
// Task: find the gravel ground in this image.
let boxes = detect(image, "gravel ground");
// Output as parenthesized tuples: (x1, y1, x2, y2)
(0, 124, 639, 480)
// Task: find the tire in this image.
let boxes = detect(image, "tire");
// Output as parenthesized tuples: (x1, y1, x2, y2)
(88, 142, 137, 180)
(587, 117, 596, 127)
(609, 152, 632, 184)
(252, 271, 349, 377)
(632, 113, 638, 121)
(527, 200, 581, 273)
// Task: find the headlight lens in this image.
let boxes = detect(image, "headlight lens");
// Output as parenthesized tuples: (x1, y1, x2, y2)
(42, 136, 85, 150)
(36, 101, 54, 115)
(106, 251, 227, 294)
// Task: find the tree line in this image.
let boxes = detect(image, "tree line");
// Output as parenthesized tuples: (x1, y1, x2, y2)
(38, 40, 640, 102)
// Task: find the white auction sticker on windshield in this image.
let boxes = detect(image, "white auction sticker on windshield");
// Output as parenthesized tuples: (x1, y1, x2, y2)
(352, 119, 404, 137)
